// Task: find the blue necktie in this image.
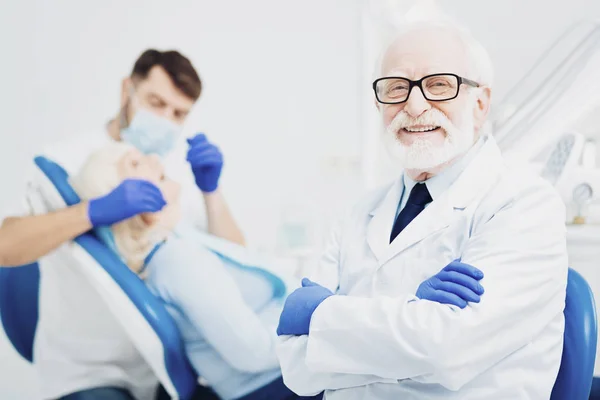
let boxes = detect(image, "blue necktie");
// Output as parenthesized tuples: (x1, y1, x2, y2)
(390, 183, 432, 243)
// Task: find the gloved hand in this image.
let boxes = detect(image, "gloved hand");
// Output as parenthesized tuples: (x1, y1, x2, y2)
(277, 278, 334, 336)
(87, 179, 166, 227)
(416, 260, 485, 309)
(186, 133, 223, 193)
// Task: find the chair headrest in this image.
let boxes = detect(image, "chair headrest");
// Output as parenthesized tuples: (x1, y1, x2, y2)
(34, 156, 81, 206)
(33, 156, 120, 257)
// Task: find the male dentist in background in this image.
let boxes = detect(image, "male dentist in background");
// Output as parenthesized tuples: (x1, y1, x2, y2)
(0, 49, 240, 399)
(276, 19, 568, 400)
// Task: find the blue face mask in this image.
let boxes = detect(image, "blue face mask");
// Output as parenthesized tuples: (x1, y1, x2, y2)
(120, 108, 182, 157)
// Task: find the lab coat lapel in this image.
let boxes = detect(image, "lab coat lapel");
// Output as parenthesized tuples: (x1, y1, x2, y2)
(384, 192, 455, 265)
(366, 178, 404, 263)
(381, 135, 506, 266)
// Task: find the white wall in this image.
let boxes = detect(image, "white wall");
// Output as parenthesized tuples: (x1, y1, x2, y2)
(0, 0, 365, 251)
(1, 0, 600, 398)
(361, 0, 600, 188)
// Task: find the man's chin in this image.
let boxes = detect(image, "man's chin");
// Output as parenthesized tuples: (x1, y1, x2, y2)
(402, 159, 447, 171)
(390, 144, 457, 171)
(384, 129, 462, 168)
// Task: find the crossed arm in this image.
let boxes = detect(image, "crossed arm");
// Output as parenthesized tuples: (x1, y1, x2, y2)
(276, 191, 568, 395)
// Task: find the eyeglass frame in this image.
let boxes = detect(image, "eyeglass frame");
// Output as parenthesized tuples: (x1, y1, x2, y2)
(372, 73, 480, 104)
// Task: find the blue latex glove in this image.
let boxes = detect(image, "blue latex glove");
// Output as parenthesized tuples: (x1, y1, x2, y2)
(416, 260, 485, 309)
(277, 278, 334, 336)
(87, 178, 166, 227)
(186, 133, 223, 193)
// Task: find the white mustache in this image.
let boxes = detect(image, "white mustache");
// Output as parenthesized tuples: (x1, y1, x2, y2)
(387, 108, 454, 134)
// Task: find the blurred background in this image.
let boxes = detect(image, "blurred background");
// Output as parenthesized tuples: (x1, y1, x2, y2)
(1, 0, 600, 397)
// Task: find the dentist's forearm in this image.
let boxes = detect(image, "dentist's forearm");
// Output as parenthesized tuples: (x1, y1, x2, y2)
(0, 202, 92, 266)
(203, 189, 245, 246)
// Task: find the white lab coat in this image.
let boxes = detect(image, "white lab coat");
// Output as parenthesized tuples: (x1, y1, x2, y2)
(276, 135, 568, 400)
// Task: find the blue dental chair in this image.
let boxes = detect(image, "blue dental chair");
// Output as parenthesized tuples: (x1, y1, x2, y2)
(0, 156, 199, 399)
(550, 268, 598, 400)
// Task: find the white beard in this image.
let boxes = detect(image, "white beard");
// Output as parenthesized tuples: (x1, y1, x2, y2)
(382, 98, 476, 171)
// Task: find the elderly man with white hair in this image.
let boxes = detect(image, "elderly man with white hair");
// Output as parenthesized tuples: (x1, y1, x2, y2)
(274, 19, 568, 400)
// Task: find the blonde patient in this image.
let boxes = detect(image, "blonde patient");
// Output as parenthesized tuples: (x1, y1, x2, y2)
(71, 142, 181, 273)
(69, 141, 318, 400)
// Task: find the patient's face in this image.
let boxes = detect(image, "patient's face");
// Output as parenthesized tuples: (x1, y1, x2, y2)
(116, 148, 181, 211)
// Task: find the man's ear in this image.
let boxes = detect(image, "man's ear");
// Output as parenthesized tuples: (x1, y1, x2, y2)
(120, 77, 133, 108)
(473, 87, 492, 132)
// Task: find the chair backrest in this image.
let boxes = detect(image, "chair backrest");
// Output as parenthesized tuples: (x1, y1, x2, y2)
(0, 262, 40, 362)
(0, 156, 198, 399)
(551, 268, 598, 400)
(0, 158, 84, 363)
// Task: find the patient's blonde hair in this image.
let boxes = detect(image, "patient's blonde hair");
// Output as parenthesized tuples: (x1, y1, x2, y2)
(70, 141, 171, 273)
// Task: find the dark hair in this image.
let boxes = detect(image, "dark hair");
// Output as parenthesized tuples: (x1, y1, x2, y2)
(131, 49, 202, 100)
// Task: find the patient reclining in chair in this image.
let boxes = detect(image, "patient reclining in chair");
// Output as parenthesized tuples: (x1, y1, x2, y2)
(70, 142, 320, 400)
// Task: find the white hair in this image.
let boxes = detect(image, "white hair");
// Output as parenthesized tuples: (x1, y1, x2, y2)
(372, 2, 493, 171)
(70, 141, 166, 273)
(70, 141, 134, 199)
(375, 19, 494, 88)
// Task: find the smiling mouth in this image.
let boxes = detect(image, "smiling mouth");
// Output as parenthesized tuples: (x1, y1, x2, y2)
(402, 126, 441, 133)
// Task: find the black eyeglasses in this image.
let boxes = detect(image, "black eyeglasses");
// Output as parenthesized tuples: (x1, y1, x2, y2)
(372, 73, 480, 104)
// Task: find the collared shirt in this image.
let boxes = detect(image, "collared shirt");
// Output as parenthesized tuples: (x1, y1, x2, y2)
(396, 136, 486, 218)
